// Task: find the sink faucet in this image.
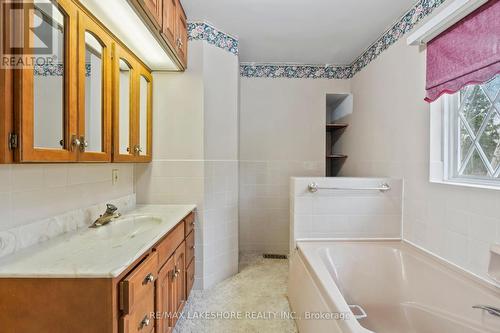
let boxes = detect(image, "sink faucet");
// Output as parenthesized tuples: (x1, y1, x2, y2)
(90, 204, 121, 228)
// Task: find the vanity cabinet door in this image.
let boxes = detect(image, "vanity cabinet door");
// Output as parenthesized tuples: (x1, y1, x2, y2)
(156, 255, 175, 333)
(173, 241, 186, 315)
(77, 12, 113, 162)
(15, 0, 79, 162)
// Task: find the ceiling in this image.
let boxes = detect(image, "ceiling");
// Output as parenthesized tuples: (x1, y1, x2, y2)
(182, 0, 417, 65)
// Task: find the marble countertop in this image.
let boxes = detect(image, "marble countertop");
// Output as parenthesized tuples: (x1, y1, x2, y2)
(0, 205, 196, 278)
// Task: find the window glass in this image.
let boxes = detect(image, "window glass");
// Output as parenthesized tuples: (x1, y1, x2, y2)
(451, 75, 500, 181)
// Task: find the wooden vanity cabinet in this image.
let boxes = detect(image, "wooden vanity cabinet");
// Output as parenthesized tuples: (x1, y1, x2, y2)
(0, 211, 195, 333)
(154, 213, 195, 333)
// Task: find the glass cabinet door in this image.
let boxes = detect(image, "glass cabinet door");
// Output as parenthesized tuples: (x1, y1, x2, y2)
(17, 0, 78, 162)
(136, 69, 152, 162)
(77, 13, 112, 162)
(113, 44, 136, 162)
(113, 45, 153, 163)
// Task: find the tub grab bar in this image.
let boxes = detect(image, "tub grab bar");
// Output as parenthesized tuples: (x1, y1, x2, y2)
(472, 305, 500, 317)
(349, 305, 368, 320)
(308, 182, 391, 193)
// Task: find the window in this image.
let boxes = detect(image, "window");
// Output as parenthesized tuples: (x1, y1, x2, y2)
(435, 75, 500, 188)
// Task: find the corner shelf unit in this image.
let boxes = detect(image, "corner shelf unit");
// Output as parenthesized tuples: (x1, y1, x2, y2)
(325, 94, 352, 177)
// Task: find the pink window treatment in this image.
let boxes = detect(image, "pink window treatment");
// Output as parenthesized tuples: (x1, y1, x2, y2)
(425, 0, 500, 103)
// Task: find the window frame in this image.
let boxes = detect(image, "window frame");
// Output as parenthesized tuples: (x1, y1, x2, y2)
(430, 82, 500, 190)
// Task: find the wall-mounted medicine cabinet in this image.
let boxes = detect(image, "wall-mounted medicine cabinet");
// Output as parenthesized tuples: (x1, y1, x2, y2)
(0, 0, 160, 164)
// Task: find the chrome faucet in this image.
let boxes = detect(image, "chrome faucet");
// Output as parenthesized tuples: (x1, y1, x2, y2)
(472, 305, 500, 317)
(90, 204, 121, 228)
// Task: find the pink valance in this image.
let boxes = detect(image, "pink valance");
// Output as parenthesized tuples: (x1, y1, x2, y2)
(425, 0, 500, 103)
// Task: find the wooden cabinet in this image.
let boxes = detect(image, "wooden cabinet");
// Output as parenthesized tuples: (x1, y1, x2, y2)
(0, 0, 154, 164)
(77, 11, 114, 162)
(174, 3, 188, 68)
(113, 44, 153, 163)
(154, 213, 195, 332)
(14, 0, 79, 162)
(156, 255, 175, 333)
(131, 0, 188, 70)
(143, 0, 163, 28)
(0, 210, 195, 333)
(162, 0, 177, 46)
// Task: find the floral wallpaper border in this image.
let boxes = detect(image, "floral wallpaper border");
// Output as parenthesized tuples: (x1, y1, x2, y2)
(188, 21, 239, 55)
(239, 64, 354, 80)
(240, 0, 447, 79)
(34, 63, 92, 77)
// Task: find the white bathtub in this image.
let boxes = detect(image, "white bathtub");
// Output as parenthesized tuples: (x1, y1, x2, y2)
(288, 240, 500, 333)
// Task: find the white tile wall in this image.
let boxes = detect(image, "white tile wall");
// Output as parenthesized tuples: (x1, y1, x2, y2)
(239, 160, 324, 254)
(136, 160, 205, 288)
(239, 77, 351, 255)
(202, 161, 238, 289)
(337, 35, 500, 283)
(0, 164, 134, 232)
(290, 177, 403, 251)
(137, 37, 240, 289)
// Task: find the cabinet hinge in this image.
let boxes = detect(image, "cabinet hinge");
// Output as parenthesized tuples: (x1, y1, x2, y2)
(8, 133, 18, 150)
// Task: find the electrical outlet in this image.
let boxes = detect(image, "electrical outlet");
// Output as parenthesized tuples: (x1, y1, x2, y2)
(112, 169, 119, 185)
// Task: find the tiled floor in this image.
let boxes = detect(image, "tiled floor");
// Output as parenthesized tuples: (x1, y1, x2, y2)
(174, 254, 298, 333)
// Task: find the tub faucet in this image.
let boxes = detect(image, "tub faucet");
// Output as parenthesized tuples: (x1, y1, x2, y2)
(472, 305, 500, 317)
(90, 204, 121, 228)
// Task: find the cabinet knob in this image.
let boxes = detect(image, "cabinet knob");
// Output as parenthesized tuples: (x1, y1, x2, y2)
(144, 273, 154, 284)
(140, 316, 150, 329)
(71, 135, 81, 151)
(134, 145, 143, 155)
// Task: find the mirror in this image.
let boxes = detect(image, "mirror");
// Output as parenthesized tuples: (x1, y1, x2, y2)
(139, 75, 149, 156)
(118, 59, 132, 155)
(33, 1, 65, 149)
(84, 32, 104, 152)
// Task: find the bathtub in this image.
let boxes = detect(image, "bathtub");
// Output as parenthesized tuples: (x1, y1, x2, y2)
(288, 240, 500, 333)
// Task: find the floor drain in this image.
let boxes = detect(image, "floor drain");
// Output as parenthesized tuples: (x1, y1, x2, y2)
(263, 254, 288, 260)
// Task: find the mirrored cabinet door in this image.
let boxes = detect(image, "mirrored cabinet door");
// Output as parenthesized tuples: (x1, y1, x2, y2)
(113, 45, 137, 162)
(16, 0, 78, 162)
(77, 13, 112, 162)
(136, 68, 152, 162)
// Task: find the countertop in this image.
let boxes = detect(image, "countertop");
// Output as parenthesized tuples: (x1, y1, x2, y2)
(0, 205, 196, 278)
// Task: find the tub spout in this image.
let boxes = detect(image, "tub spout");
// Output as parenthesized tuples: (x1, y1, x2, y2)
(472, 305, 500, 317)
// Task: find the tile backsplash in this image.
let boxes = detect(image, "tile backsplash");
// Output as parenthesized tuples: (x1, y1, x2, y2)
(0, 194, 136, 259)
(0, 164, 134, 231)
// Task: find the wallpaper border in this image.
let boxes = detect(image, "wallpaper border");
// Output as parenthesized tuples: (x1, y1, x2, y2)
(240, 0, 447, 79)
(188, 21, 239, 55)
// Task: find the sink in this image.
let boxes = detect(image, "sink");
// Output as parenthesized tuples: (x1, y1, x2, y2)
(92, 215, 162, 240)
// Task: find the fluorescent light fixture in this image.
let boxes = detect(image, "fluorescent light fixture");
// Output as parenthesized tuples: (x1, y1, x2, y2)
(80, 0, 178, 71)
(407, 0, 488, 46)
